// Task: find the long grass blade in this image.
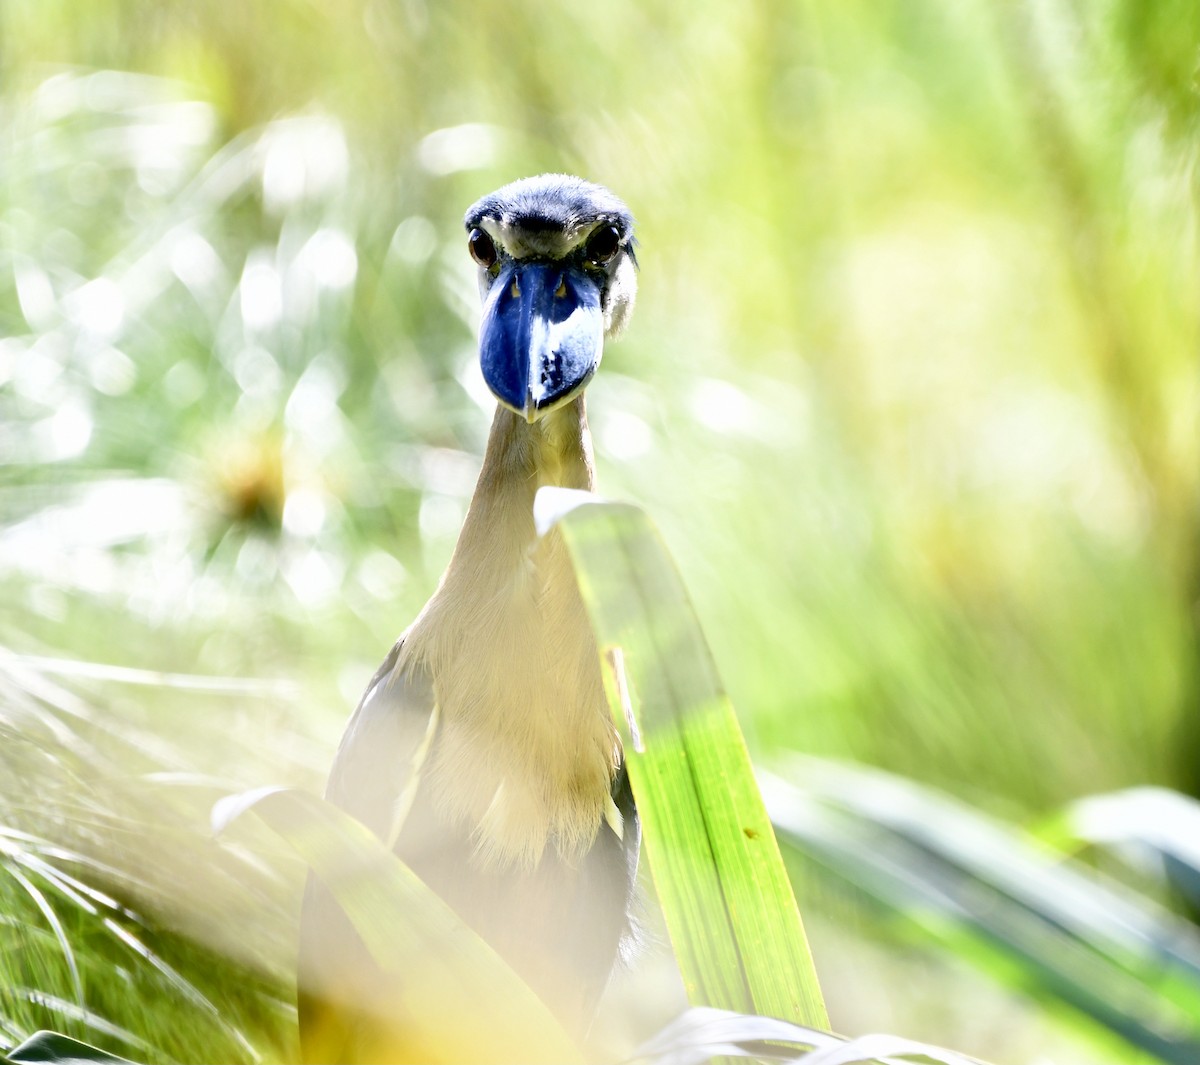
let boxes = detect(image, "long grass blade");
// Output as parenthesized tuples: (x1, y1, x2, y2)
(629, 1007, 989, 1065)
(539, 488, 827, 1028)
(3, 867, 84, 1007)
(0, 650, 298, 699)
(4, 992, 153, 1056)
(1062, 787, 1200, 907)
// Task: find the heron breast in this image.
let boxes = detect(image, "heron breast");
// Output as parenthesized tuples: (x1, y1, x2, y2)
(417, 544, 619, 870)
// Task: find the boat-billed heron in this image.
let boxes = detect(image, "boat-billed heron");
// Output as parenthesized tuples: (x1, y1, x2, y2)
(298, 174, 641, 1062)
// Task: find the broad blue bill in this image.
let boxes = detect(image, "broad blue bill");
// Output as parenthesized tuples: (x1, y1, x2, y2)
(479, 261, 604, 420)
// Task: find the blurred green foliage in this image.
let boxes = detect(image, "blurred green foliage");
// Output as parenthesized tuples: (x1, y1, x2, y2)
(1, 0, 1199, 1061)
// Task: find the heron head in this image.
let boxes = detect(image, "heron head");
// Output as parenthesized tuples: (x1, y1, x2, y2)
(464, 174, 637, 422)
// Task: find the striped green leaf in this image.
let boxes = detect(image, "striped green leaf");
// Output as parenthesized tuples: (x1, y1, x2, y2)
(538, 488, 828, 1029)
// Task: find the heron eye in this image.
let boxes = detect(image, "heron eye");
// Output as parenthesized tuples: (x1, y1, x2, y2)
(585, 225, 621, 266)
(468, 228, 497, 268)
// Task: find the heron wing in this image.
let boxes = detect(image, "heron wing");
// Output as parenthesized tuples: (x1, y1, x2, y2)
(297, 638, 436, 1064)
(324, 639, 437, 842)
(298, 638, 639, 1055)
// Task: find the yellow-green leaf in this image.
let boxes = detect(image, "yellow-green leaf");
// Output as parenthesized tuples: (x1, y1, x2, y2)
(213, 787, 583, 1064)
(538, 488, 828, 1029)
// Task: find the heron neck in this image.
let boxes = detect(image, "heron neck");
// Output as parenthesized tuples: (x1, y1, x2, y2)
(480, 395, 595, 497)
(440, 396, 594, 583)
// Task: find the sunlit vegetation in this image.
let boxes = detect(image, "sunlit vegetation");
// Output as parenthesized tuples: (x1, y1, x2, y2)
(2, 2, 1200, 1062)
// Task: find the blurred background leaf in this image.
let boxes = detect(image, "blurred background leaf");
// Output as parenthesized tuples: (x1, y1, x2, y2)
(0, 1, 1198, 1062)
(627, 1006, 989, 1065)
(763, 761, 1200, 1064)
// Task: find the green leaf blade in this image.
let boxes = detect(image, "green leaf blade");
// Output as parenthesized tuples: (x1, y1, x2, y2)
(217, 786, 583, 1064)
(544, 490, 828, 1029)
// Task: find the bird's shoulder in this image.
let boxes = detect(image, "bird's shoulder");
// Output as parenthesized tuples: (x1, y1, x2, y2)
(324, 637, 435, 840)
